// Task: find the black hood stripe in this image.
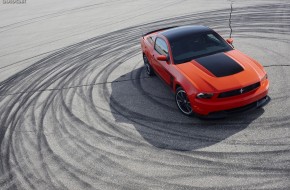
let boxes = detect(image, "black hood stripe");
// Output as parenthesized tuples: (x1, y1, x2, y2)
(195, 52, 244, 77)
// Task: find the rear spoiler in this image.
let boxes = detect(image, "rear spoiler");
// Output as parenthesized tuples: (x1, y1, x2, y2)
(142, 26, 178, 37)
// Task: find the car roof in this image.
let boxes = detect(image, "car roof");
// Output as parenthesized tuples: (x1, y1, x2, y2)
(160, 25, 213, 41)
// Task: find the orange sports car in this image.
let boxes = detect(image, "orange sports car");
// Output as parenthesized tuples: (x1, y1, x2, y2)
(140, 25, 269, 118)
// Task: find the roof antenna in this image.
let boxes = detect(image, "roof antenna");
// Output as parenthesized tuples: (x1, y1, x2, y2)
(229, 1, 234, 47)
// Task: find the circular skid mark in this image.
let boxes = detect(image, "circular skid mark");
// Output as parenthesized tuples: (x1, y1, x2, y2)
(0, 2, 290, 190)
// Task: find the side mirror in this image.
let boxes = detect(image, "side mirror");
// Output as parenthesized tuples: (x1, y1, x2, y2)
(157, 55, 168, 62)
(226, 38, 234, 44)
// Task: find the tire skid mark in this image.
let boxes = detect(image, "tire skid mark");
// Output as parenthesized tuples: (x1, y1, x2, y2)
(0, 2, 290, 189)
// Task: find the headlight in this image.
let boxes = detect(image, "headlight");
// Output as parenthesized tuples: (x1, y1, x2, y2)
(197, 92, 214, 99)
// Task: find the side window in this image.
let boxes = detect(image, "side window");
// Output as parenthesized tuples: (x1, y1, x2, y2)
(154, 38, 168, 56)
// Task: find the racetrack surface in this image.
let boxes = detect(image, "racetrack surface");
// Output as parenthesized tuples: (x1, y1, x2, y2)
(0, 0, 290, 189)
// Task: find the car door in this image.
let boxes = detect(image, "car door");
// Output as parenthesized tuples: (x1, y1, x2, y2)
(152, 37, 172, 85)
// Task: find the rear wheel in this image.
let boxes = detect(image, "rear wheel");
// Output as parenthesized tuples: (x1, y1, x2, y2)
(143, 54, 155, 76)
(175, 87, 193, 116)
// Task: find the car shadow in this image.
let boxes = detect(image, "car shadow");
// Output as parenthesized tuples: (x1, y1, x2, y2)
(109, 67, 265, 151)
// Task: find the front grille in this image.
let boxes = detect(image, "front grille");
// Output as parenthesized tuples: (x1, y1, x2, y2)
(218, 82, 260, 98)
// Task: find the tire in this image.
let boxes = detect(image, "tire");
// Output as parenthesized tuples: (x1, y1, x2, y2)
(143, 54, 155, 76)
(175, 87, 193, 116)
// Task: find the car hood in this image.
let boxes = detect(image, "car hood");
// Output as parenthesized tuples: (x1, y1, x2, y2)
(175, 50, 266, 92)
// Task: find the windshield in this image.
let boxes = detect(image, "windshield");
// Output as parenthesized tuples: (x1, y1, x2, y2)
(170, 32, 233, 64)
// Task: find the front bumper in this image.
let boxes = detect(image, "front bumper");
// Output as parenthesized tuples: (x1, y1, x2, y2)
(197, 96, 270, 119)
(191, 79, 269, 118)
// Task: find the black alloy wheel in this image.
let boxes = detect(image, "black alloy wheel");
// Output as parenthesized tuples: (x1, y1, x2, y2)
(175, 87, 193, 116)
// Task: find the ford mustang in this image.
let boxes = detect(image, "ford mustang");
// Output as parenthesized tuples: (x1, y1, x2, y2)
(140, 25, 269, 118)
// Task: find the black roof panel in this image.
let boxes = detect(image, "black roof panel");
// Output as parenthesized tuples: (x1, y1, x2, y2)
(160, 25, 213, 41)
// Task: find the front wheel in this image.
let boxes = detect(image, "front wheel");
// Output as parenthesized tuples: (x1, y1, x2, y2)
(175, 87, 193, 116)
(143, 54, 155, 76)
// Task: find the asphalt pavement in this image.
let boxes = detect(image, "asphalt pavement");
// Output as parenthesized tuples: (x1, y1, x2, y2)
(0, 0, 289, 189)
